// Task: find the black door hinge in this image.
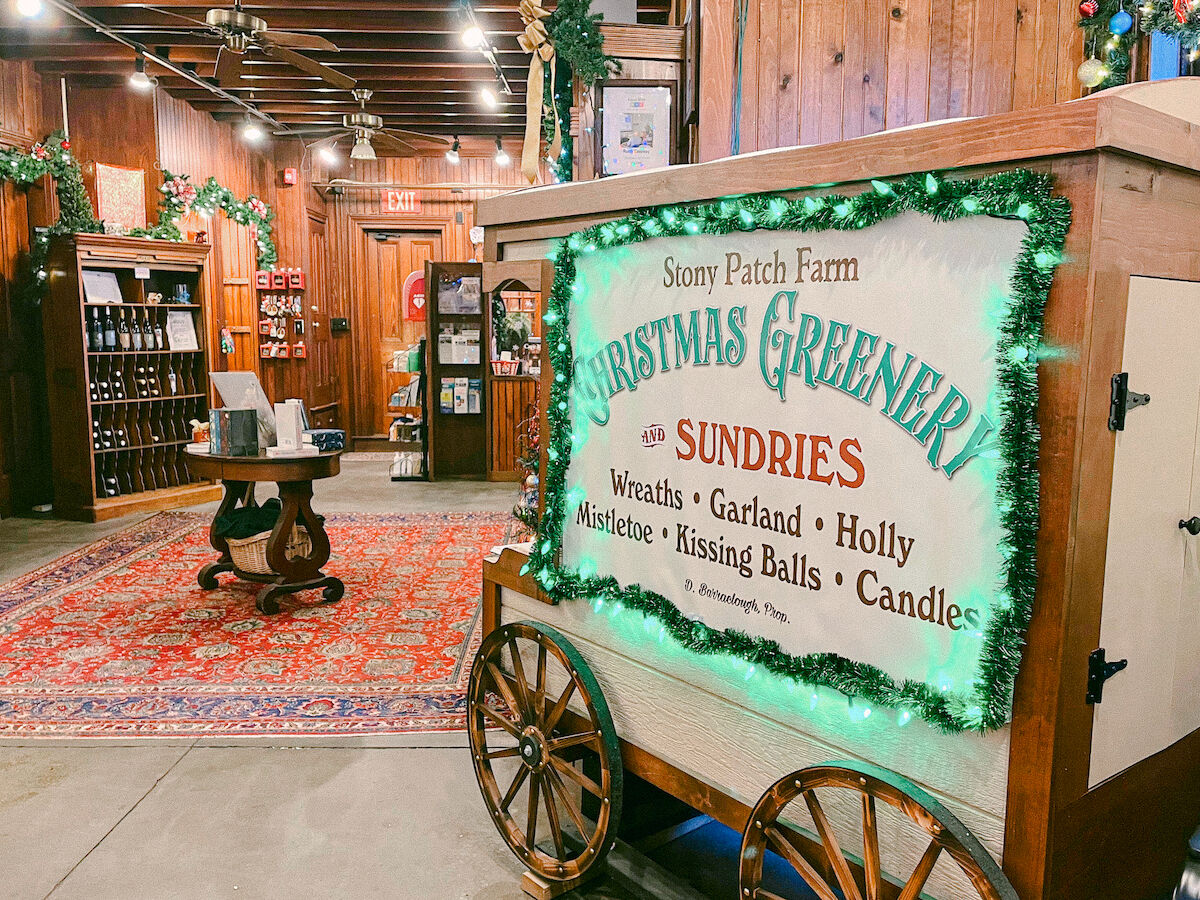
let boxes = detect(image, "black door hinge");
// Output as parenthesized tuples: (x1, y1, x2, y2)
(1109, 372, 1150, 431)
(1086, 648, 1128, 704)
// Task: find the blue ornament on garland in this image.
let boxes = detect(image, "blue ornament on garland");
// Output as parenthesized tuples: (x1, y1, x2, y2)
(1108, 8, 1134, 34)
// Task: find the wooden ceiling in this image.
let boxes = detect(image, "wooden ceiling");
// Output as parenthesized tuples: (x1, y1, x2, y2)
(1, 1, 670, 138)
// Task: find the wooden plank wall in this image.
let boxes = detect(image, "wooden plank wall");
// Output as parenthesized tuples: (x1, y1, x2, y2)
(698, 0, 1085, 160)
(323, 139, 535, 439)
(155, 92, 320, 408)
(0, 59, 50, 515)
(488, 377, 537, 478)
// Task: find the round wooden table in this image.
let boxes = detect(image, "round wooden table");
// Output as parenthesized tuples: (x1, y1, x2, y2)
(185, 449, 344, 614)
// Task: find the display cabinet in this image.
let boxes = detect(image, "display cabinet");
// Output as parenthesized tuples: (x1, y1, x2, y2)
(424, 260, 485, 479)
(42, 234, 222, 521)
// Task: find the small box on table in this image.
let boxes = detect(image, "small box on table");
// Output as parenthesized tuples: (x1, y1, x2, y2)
(209, 408, 259, 456)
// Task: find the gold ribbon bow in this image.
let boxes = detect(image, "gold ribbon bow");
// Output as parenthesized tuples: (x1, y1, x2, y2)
(517, 0, 561, 183)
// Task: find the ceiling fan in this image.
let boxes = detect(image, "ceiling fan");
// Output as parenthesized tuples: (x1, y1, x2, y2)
(137, 2, 356, 90)
(276, 89, 450, 160)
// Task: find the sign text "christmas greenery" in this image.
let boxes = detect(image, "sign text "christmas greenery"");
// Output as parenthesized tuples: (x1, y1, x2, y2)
(571, 291, 998, 478)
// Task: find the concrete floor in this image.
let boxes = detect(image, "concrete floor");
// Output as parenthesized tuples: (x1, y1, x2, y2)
(0, 457, 653, 900)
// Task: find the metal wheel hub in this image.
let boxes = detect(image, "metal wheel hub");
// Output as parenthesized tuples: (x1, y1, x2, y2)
(518, 727, 548, 771)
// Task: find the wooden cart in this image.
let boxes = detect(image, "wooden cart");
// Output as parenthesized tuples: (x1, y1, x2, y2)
(470, 79, 1200, 900)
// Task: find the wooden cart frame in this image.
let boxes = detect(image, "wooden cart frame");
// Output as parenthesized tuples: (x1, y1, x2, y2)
(475, 79, 1200, 900)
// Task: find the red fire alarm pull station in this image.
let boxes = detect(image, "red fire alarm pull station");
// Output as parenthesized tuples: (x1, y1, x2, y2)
(280, 168, 299, 186)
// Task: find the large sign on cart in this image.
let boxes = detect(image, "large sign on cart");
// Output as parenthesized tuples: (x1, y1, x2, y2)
(534, 172, 1069, 732)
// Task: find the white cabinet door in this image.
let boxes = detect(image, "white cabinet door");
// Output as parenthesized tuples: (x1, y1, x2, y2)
(1090, 276, 1200, 788)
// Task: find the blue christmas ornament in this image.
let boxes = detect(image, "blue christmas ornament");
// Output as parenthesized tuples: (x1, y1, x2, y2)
(1108, 9, 1133, 34)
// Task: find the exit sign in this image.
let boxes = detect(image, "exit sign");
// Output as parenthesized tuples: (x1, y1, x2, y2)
(381, 189, 421, 214)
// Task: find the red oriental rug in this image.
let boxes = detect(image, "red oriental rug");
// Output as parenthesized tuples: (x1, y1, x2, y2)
(0, 511, 509, 737)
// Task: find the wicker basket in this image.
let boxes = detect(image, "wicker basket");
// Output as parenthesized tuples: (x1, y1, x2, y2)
(226, 526, 312, 576)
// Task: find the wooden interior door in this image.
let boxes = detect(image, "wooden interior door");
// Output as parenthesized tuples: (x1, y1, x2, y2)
(214, 215, 260, 381)
(1090, 276, 1200, 787)
(359, 229, 441, 437)
(306, 213, 336, 424)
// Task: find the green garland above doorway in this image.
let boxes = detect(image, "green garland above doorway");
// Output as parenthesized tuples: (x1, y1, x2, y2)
(131, 171, 278, 271)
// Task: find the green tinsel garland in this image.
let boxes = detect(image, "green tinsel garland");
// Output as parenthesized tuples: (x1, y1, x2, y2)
(526, 168, 1071, 734)
(1080, 0, 1200, 90)
(131, 170, 278, 271)
(539, 0, 620, 183)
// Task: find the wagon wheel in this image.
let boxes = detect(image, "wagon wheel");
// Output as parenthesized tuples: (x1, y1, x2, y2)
(467, 621, 623, 882)
(740, 760, 1017, 900)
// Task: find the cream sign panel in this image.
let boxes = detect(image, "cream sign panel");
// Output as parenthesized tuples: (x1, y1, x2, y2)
(559, 212, 1026, 701)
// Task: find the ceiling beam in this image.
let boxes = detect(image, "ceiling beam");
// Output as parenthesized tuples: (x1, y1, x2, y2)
(71, 0, 668, 10)
(164, 86, 527, 99)
(71, 8, 529, 32)
(0, 29, 528, 50)
(9, 46, 531, 65)
(34, 59, 527, 77)
(194, 101, 524, 115)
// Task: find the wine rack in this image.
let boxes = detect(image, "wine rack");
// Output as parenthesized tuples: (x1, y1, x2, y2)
(42, 234, 223, 521)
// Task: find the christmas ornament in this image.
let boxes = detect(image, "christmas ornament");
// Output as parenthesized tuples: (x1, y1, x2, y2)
(1174, 0, 1189, 22)
(1109, 8, 1134, 33)
(1079, 0, 1099, 16)
(1077, 57, 1109, 86)
(59, 139, 70, 150)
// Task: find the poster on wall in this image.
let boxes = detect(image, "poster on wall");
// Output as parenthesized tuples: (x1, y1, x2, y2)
(600, 84, 673, 177)
(533, 171, 1070, 732)
(94, 163, 147, 232)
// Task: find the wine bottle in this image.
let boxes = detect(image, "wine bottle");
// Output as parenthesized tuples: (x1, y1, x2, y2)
(103, 308, 117, 350)
(116, 453, 134, 495)
(102, 456, 119, 497)
(117, 308, 131, 350)
(147, 363, 161, 398)
(131, 313, 143, 351)
(153, 314, 164, 351)
(142, 312, 154, 351)
(89, 308, 104, 352)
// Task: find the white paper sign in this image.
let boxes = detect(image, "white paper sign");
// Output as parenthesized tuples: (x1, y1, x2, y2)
(560, 212, 1027, 697)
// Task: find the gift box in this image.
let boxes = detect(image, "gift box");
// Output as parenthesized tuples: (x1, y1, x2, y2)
(288, 270, 306, 290)
(304, 428, 346, 452)
(255, 270, 271, 289)
(209, 408, 259, 456)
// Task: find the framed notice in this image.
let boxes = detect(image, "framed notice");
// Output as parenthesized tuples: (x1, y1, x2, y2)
(81, 269, 123, 305)
(532, 170, 1070, 732)
(165, 310, 199, 351)
(597, 81, 675, 177)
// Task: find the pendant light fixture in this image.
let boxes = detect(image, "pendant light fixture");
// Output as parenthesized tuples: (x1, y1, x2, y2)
(242, 115, 265, 144)
(129, 54, 156, 91)
(350, 132, 377, 161)
(445, 137, 461, 165)
(494, 136, 510, 167)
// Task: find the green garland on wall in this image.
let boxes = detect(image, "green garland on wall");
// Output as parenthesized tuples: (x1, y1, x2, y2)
(539, 0, 620, 183)
(131, 170, 277, 271)
(1079, 0, 1200, 90)
(526, 168, 1071, 733)
(0, 131, 103, 303)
